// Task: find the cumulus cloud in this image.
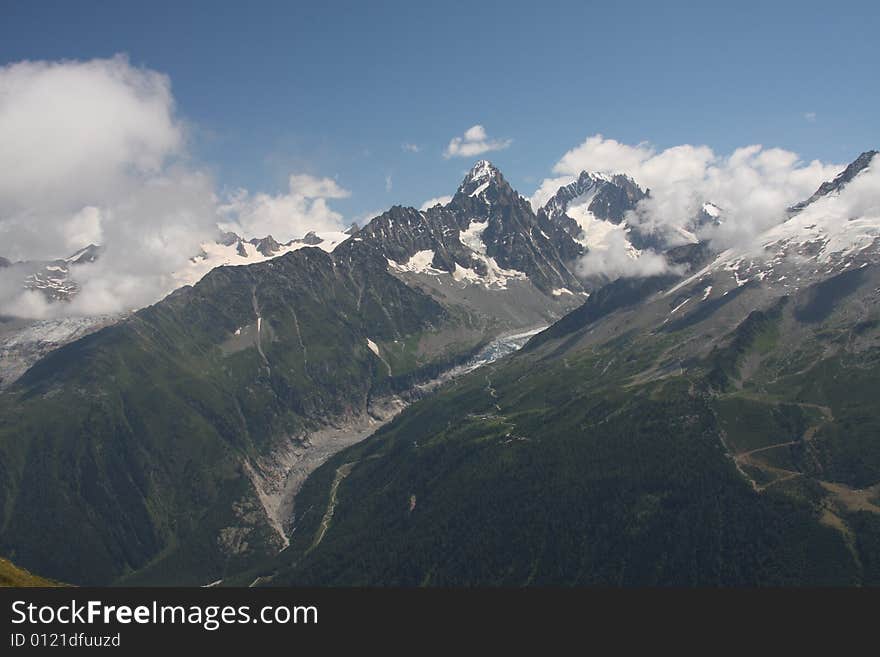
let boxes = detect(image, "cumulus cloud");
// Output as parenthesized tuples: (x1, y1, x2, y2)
(62, 206, 104, 252)
(0, 56, 350, 319)
(402, 143, 420, 153)
(353, 208, 387, 225)
(0, 56, 221, 318)
(219, 174, 349, 242)
(67, 170, 222, 316)
(533, 134, 845, 280)
(578, 230, 681, 280)
(0, 55, 185, 262)
(419, 195, 453, 211)
(804, 112, 817, 122)
(812, 155, 880, 221)
(530, 176, 581, 210)
(444, 125, 511, 159)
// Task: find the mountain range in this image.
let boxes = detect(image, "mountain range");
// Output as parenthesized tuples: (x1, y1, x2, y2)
(0, 151, 878, 586)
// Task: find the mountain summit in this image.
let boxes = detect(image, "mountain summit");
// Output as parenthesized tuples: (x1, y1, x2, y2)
(455, 159, 505, 199)
(352, 160, 585, 296)
(789, 149, 877, 213)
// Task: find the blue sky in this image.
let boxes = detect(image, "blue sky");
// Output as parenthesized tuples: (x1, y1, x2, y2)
(1, 0, 878, 223)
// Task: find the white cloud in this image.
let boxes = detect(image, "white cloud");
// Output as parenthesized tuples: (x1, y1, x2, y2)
(533, 134, 845, 280)
(220, 173, 349, 242)
(385, 174, 393, 192)
(0, 55, 184, 262)
(578, 230, 680, 280)
(536, 134, 842, 250)
(807, 155, 880, 222)
(402, 143, 420, 153)
(353, 208, 387, 225)
(419, 195, 453, 211)
(530, 176, 580, 210)
(0, 56, 223, 318)
(1, 167, 222, 319)
(444, 124, 511, 159)
(285, 174, 349, 200)
(804, 112, 817, 122)
(66, 170, 221, 316)
(63, 206, 104, 251)
(0, 56, 351, 319)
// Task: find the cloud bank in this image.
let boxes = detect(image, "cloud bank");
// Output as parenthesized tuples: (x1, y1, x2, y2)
(219, 174, 348, 241)
(444, 125, 511, 159)
(534, 134, 845, 279)
(0, 55, 185, 262)
(0, 56, 349, 319)
(576, 230, 679, 280)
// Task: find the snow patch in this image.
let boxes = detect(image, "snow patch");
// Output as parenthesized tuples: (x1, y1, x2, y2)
(459, 219, 488, 253)
(564, 194, 626, 250)
(455, 219, 527, 289)
(468, 160, 495, 182)
(177, 231, 351, 287)
(387, 249, 451, 276)
(470, 180, 490, 197)
(702, 202, 721, 218)
(669, 298, 691, 315)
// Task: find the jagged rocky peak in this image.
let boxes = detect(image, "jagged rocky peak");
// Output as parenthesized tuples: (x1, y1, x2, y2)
(300, 231, 324, 245)
(344, 222, 360, 235)
(541, 170, 647, 225)
(249, 235, 281, 256)
(454, 159, 512, 200)
(790, 149, 878, 213)
(66, 244, 102, 265)
(348, 161, 584, 296)
(17, 244, 104, 302)
(534, 169, 649, 253)
(353, 204, 458, 271)
(217, 230, 243, 247)
(467, 159, 499, 183)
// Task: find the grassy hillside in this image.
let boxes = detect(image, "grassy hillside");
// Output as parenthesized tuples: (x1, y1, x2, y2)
(231, 266, 880, 586)
(0, 245, 485, 585)
(0, 557, 63, 587)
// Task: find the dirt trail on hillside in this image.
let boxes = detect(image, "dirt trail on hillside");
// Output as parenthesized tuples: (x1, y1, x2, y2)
(727, 399, 834, 492)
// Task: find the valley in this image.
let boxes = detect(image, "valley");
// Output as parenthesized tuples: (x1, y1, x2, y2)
(1, 152, 879, 588)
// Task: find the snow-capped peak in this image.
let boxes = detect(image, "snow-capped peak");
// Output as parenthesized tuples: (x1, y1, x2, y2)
(667, 150, 880, 299)
(789, 149, 877, 214)
(540, 169, 646, 223)
(467, 159, 498, 183)
(456, 160, 506, 200)
(65, 244, 101, 265)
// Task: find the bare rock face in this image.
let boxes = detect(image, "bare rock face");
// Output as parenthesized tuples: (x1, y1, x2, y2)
(300, 231, 324, 245)
(541, 170, 646, 226)
(354, 160, 585, 295)
(789, 149, 878, 213)
(249, 235, 281, 256)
